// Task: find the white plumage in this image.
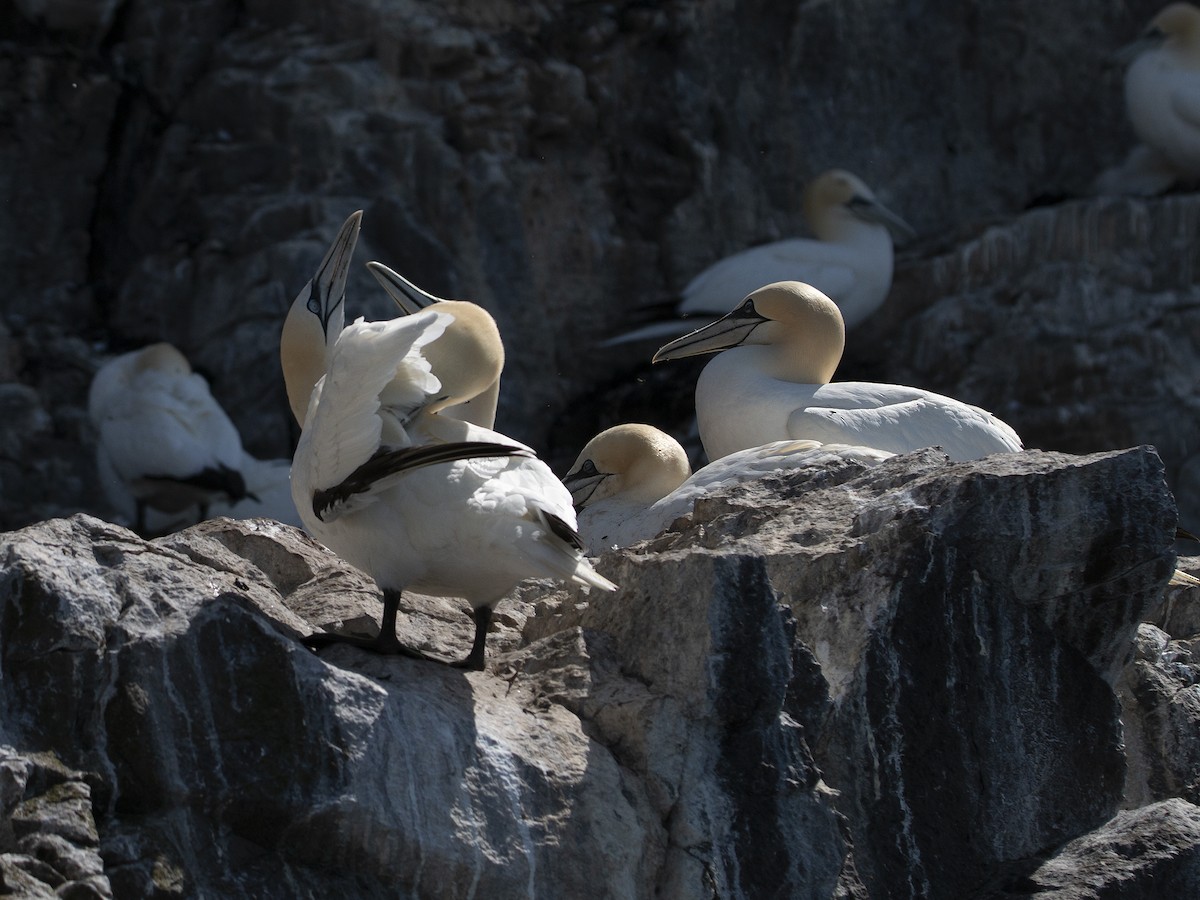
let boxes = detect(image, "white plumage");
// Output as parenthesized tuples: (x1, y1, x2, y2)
(565, 424, 893, 550)
(1124, 3, 1200, 183)
(610, 170, 912, 344)
(88, 342, 267, 534)
(282, 212, 616, 668)
(652, 281, 1023, 463)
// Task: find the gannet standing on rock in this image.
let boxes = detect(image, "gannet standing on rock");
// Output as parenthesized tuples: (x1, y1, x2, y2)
(564, 423, 893, 549)
(282, 213, 616, 669)
(652, 281, 1023, 463)
(610, 169, 914, 344)
(1123, 3, 1200, 185)
(88, 343, 256, 535)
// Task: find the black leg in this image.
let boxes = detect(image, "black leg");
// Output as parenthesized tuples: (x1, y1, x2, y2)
(453, 605, 492, 671)
(134, 500, 148, 537)
(303, 588, 431, 660)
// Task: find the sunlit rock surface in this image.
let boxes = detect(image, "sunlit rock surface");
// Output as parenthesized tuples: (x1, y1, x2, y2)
(1, 447, 1195, 897)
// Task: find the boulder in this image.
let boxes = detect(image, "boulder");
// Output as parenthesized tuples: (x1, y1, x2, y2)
(0, 446, 1190, 897)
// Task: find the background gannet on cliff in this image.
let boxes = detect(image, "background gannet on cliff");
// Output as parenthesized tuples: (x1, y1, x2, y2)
(282, 214, 616, 669)
(88, 342, 258, 535)
(1122, 3, 1200, 185)
(365, 260, 500, 430)
(610, 169, 913, 345)
(652, 281, 1023, 463)
(564, 423, 894, 549)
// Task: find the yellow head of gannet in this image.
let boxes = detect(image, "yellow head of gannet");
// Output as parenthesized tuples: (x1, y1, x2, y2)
(654, 280, 845, 383)
(563, 422, 895, 549)
(652, 281, 1023, 463)
(606, 169, 913, 345)
(365, 260, 502, 430)
(1122, 4, 1200, 180)
(283, 215, 616, 669)
(802, 169, 915, 244)
(563, 424, 692, 509)
(88, 341, 256, 535)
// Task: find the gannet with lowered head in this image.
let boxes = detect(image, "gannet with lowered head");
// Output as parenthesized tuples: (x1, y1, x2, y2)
(364, 260, 501, 430)
(564, 423, 894, 549)
(610, 170, 913, 344)
(1123, 3, 1200, 182)
(282, 213, 616, 669)
(88, 342, 258, 535)
(652, 281, 1023, 463)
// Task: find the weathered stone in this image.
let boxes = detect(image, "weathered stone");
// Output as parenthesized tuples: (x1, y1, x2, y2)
(995, 799, 1200, 898)
(529, 446, 1176, 897)
(0, 444, 1186, 896)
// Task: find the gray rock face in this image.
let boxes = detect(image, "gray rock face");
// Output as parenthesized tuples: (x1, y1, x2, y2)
(0, 447, 1192, 897)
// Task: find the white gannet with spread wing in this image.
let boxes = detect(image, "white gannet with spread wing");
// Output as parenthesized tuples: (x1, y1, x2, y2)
(282, 213, 616, 669)
(1124, 3, 1200, 183)
(89, 342, 257, 535)
(652, 281, 1023, 463)
(564, 423, 893, 549)
(611, 170, 913, 344)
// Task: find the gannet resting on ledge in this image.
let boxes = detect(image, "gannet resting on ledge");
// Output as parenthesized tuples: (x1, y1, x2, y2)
(609, 170, 913, 345)
(1123, 3, 1200, 183)
(652, 281, 1023, 463)
(89, 343, 257, 535)
(365, 260, 500, 430)
(564, 423, 893, 549)
(96, 446, 301, 533)
(282, 213, 616, 669)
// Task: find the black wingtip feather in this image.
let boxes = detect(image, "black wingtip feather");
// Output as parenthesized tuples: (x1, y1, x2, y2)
(313, 441, 533, 521)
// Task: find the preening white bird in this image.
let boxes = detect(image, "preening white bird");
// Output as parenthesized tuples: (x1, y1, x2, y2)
(1123, 3, 1200, 183)
(365, 260, 500, 430)
(610, 170, 913, 345)
(652, 281, 1024, 463)
(281, 212, 617, 669)
(89, 342, 258, 535)
(564, 423, 894, 549)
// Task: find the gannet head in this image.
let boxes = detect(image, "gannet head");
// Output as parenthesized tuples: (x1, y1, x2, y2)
(653, 281, 844, 384)
(421, 301, 505, 413)
(367, 261, 504, 427)
(1122, 4, 1200, 64)
(281, 210, 363, 425)
(134, 342, 192, 377)
(805, 169, 915, 243)
(89, 342, 194, 425)
(563, 424, 691, 509)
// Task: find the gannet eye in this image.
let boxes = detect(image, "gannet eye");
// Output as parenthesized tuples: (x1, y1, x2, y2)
(576, 460, 600, 479)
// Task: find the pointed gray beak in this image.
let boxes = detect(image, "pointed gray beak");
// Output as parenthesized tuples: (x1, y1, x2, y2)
(847, 195, 916, 242)
(652, 298, 769, 363)
(308, 210, 362, 341)
(366, 261, 446, 315)
(562, 459, 609, 509)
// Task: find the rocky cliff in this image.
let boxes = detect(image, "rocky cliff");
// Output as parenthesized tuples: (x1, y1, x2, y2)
(2, 448, 1200, 898)
(2, 0, 1199, 531)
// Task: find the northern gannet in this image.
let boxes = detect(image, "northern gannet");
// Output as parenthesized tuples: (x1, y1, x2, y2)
(1123, 3, 1200, 183)
(282, 213, 616, 669)
(88, 342, 257, 535)
(652, 281, 1024, 462)
(364, 260, 500, 430)
(610, 170, 913, 344)
(564, 423, 893, 549)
